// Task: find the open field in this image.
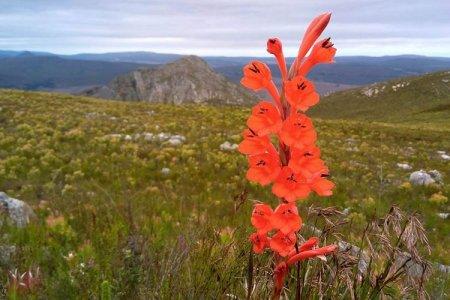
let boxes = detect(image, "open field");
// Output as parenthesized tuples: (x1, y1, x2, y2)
(0, 90, 449, 298)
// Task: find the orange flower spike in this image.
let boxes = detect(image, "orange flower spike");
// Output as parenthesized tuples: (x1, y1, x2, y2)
(285, 76, 320, 111)
(287, 244, 337, 266)
(272, 166, 311, 202)
(238, 128, 272, 155)
(246, 152, 281, 186)
(289, 12, 331, 77)
(271, 203, 302, 234)
(310, 173, 335, 196)
(249, 232, 270, 253)
(241, 61, 281, 110)
(267, 38, 288, 81)
(289, 145, 327, 178)
(298, 37, 337, 76)
(247, 101, 282, 136)
(279, 112, 317, 149)
(269, 231, 296, 257)
(251, 203, 273, 233)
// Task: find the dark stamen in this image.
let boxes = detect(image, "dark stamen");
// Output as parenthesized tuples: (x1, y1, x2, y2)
(322, 37, 331, 48)
(259, 107, 269, 114)
(287, 173, 297, 183)
(249, 63, 260, 73)
(256, 160, 266, 166)
(294, 122, 307, 128)
(296, 82, 307, 90)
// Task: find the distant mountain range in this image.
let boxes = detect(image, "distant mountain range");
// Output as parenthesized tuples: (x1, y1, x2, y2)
(0, 54, 150, 90)
(1, 50, 449, 94)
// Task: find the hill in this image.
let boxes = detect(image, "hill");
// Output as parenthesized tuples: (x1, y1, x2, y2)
(0, 55, 151, 90)
(80, 55, 256, 105)
(310, 71, 450, 128)
(0, 89, 448, 297)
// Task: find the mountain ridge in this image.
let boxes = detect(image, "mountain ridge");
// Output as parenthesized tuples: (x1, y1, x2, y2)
(80, 55, 257, 105)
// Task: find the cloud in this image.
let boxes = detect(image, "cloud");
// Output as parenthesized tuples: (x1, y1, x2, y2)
(0, 0, 449, 56)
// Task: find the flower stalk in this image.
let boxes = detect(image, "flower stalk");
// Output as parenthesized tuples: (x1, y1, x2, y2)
(239, 12, 338, 298)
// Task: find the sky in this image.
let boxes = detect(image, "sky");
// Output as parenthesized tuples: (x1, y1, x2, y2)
(1, 0, 449, 57)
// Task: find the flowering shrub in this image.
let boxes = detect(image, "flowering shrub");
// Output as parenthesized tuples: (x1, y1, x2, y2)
(239, 12, 338, 297)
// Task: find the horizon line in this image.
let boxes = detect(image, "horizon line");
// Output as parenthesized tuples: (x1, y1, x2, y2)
(1, 49, 450, 59)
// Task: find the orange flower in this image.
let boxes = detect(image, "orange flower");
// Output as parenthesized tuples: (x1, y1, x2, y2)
(298, 37, 336, 76)
(241, 61, 272, 90)
(247, 101, 282, 136)
(238, 129, 273, 155)
(285, 76, 320, 111)
(310, 173, 335, 196)
(287, 244, 337, 266)
(271, 203, 302, 234)
(249, 232, 270, 253)
(251, 203, 273, 233)
(290, 12, 332, 77)
(279, 112, 317, 149)
(272, 167, 310, 202)
(312, 37, 336, 63)
(247, 152, 281, 186)
(289, 145, 327, 178)
(269, 231, 296, 257)
(241, 61, 281, 109)
(267, 38, 287, 81)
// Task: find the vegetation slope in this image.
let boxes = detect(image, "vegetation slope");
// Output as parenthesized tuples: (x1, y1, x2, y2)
(0, 89, 448, 298)
(310, 71, 450, 129)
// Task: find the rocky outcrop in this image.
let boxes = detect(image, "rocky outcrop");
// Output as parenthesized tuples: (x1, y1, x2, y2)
(409, 170, 443, 186)
(81, 55, 257, 105)
(0, 192, 35, 227)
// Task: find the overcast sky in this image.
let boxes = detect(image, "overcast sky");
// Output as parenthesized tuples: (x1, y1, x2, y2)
(1, 0, 449, 57)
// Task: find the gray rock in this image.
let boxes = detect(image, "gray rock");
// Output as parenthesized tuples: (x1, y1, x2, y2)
(220, 141, 238, 151)
(0, 245, 16, 265)
(157, 132, 171, 141)
(144, 133, 154, 141)
(428, 170, 443, 183)
(409, 170, 435, 186)
(0, 192, 35, 227)
(167, 135, 186, 146)
(161, 168, 171, 175)
(436, 263, 450, 274)
(437, 213, 449, 219)
(440, 154, 450, 161)
(394, 252, 426, 278)
(396, 163, 412, 170)
(338, 241, 369, 274)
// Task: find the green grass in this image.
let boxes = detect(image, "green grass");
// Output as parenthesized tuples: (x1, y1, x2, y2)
(310, 71, 450, 129)
(0, 89, 449, 298)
